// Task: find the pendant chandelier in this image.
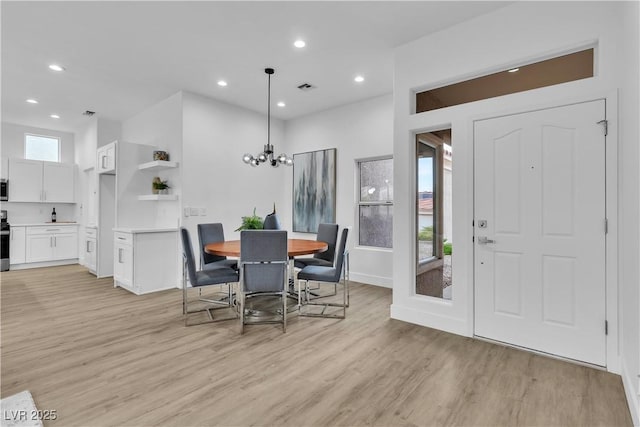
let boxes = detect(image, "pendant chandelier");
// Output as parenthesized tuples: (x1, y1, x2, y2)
(242, 68, 293, 167)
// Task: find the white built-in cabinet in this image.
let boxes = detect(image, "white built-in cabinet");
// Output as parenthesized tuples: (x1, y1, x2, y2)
(24, 225, 78, 263)
(9, 226, 26, 264)
(85, 226, 97, 274)
(113, 229, 178, 295)
(97, 142, 116, 174)
(8, 158, 75, 203)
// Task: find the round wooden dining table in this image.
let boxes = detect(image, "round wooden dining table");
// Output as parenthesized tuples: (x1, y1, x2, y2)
(204, 239, 328, 316)
(204, 238, 328, 258)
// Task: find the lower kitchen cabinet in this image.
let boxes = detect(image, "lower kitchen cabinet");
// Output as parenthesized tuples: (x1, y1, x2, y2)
(85, 227, 97, 275)
(9, 226, 26, 265)
(25, 225, 78, 263)
(113, 228, 178, 295)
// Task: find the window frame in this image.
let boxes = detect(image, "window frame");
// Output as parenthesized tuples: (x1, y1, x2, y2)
(355, 155, 393, 249)
(416, 136, 444, 272)
(24, 133, 61, 162)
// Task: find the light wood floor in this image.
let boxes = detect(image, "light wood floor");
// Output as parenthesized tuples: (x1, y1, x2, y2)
(1, 265, 632, 426)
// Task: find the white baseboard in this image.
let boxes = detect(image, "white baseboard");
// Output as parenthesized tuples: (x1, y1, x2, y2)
(621, 358, 640, 426)
(9, 259, 78, 270)
(390, 303, 470, 337)
(349, 271, 392, 288)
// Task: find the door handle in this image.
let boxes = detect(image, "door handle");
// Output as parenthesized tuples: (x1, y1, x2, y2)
(102, 156, 107, 169)
(86, 241, 90, 253)
(118, 248, 123, 263)
(477, 236, 495, 245)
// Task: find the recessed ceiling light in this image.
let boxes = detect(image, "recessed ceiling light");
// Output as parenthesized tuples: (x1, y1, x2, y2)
(277, 102, 286, 107)
(354, 75, 365, 83)
(508, 68, 520, 73)
(50, 114, 60, 119)
(48, 64, 65, 72)
(26, 99, 38, 104)
(294, 40, 306, 48)
(217, 80, 228, 87)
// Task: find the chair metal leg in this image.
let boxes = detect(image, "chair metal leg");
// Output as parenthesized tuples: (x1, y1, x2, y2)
(283, 290, 287, 333)
(239, 290, 245, 335)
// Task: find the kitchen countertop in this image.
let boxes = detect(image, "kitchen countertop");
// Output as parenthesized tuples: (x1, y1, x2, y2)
(113, 227, 178, 234)
(11, 222, 79, 227)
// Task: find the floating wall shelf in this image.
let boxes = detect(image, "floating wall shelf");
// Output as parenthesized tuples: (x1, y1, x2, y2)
(137, 194, 179, 201)
(138, 160, 178, 171)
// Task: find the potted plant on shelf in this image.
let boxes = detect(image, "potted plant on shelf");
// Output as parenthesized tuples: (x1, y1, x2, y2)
(152, 177, 170, 195)
(235, 208, 264, 231)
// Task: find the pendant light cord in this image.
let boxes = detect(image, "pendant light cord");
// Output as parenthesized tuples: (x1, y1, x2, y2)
(267, 72, 271, 148)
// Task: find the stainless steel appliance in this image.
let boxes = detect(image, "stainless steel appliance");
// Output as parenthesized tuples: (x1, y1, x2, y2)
(0, 179, 7, 201)
(0, 210, 9, 271)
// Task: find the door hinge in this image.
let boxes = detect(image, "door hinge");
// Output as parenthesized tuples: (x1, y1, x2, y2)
(604, 218, 608, 234)
(472, 236, 475, 243)
(605, 320, 608, 335)
(597, 119, 608, 136)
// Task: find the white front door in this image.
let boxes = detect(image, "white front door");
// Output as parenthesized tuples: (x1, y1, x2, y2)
(474, 100, 607, 366)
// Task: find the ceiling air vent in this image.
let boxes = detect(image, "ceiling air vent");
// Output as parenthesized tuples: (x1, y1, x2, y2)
(297, 83, 316, 91)
(83, 110, 95, 116)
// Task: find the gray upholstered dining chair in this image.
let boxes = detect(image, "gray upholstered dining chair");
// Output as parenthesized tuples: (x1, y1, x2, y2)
(294, 223, 339, 269)
(197, 223, 237, 270)
(297, 227, 349, 319)
(262, 211, 281, 230)
(181, 227, 239, 326)
(238, 230, 289, 334)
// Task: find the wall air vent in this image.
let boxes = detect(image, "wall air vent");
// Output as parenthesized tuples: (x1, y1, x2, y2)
(297, 83, 316, 91)
(83, 110, 95, 116)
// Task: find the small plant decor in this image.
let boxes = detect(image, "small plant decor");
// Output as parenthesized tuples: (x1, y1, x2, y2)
(152, 177, 170, 194)
(235, 208, 264, 231)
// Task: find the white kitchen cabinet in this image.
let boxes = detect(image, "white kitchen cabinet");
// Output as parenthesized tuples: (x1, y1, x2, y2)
(85, 227, 97, 275)
(8, 159, 75, 203)
(53, 232, 78, 260)
(25, 225, 78, 263)
(97, 142, 116, 174)
(9, 226, 26, 264)
(114, 234, 133, 289)
(43, 162, 75, 202)
(113, 229, 178, 295)
(8, 159, 42, 202)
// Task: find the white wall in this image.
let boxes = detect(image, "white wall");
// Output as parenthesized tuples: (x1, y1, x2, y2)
(283, 95, 394, 287)
(1, 122, 75, 163)
(619, 1, 640, 424)
(392, 1, 628, 352)
(181, 91, 286, 243)
(120, 92, 182, 228)
(1, 122, 77, 224)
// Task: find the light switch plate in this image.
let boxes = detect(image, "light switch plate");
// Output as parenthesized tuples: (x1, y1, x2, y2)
(199, 208, 206, 216)
(190, 207, 199, 216)
(183, 207, 190, 217)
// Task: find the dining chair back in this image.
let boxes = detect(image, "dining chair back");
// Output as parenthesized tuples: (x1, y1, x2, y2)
(238, 230, 289, 333)
(181, 227, 238, 326)
(197, 223, 237, 270)
(298, 227, 350, 319)
(293, 223, 339, 269)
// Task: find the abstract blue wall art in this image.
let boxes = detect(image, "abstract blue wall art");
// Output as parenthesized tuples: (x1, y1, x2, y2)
(293, 148, 336, 232)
